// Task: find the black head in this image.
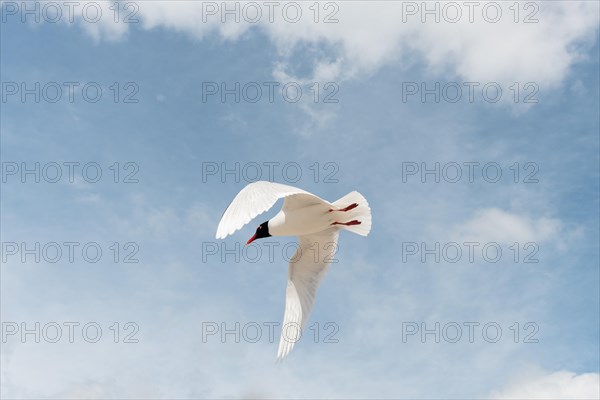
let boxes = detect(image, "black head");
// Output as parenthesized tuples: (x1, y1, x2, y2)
(246, 221, 271, 245)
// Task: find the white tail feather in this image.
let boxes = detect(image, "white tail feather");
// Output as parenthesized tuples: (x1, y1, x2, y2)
(332, 191, 372, 236)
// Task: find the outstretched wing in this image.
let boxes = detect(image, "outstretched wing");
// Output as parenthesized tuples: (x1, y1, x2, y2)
(277, 228, 340, 361)
(216, 181, 318, 239)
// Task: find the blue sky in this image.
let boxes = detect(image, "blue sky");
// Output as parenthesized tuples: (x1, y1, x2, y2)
(1, 1, 599, 398)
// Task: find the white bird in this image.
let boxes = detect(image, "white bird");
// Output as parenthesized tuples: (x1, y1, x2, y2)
(216, 181, 371, 360)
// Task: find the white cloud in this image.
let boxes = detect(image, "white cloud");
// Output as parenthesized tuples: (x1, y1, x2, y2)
(102, 194, 215, 240)
(74, 192, 102, 204)
(185, 201, 215, 231)
(64, 0, 130, 42)
(491, 370, 600, 399)
(63, 1, 599, 90)
(453, 207, 562, 245)
(35, 0, 598, 129)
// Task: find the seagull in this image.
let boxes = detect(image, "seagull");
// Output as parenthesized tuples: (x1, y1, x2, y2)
(216, 181, 371, 360)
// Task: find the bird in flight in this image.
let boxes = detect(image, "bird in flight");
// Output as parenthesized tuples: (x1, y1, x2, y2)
(216, 181, 371, 360)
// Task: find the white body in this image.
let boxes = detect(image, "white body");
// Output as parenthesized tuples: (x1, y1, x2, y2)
(268, 203, 334, 237)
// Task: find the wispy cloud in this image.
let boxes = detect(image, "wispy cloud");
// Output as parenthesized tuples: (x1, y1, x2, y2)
(491, 369, 600, 399)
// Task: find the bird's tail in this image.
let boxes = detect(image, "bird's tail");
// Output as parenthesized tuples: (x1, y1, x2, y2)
(331, 191, 372, 236)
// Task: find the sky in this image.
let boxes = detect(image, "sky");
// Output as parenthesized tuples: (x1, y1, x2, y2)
(1, 1, 599, 398)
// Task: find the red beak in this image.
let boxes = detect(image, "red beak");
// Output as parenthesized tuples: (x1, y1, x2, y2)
(246, 234, 257, 246)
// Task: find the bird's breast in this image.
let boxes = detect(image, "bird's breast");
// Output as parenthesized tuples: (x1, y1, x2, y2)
(269, 204, 334, 237)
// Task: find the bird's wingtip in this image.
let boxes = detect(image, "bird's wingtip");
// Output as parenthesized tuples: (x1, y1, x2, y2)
(276, 353, 287, 363)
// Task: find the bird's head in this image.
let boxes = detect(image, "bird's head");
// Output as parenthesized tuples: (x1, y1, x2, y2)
(246, 221, 271, 245)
